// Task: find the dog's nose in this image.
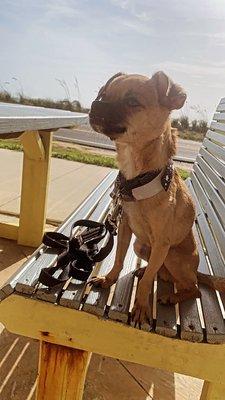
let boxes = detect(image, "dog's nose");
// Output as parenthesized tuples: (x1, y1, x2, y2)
(90, 100, 112, 119)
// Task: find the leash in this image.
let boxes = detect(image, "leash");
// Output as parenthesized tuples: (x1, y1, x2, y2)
(37, 192, 122, 287)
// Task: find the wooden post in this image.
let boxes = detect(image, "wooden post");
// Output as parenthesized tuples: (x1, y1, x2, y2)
(18, 131, 52, 247)
(36, 341, 91, 400)
(200, 381, 225, 400)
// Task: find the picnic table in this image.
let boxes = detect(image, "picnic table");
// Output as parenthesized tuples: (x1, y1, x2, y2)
(0, 102, 88, 247)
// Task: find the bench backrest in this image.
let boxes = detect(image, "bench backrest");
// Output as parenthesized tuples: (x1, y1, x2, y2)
(191, 97, 225, 262)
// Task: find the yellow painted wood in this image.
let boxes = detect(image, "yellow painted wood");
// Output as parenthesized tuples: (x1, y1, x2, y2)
(0, 222, 18, 241)
(21, 131, 45, 161)
(1, 294, 225, 384)
(36, 341, 91, 400)
(18, 131, 52, 247)
(200, 381, 225, 400)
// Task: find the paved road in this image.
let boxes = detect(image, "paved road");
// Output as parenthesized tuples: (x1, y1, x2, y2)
(55, 128, 201, 161)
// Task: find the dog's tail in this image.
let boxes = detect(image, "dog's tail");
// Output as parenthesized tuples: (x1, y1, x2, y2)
(197, 272, 225, 292)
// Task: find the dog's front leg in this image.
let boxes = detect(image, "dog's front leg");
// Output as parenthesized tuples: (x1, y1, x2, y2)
(132, 242, 170, 325)
(91, 212, 132, 288)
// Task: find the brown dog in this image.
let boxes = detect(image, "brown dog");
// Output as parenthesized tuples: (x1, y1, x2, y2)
(89, 71, 225, 326)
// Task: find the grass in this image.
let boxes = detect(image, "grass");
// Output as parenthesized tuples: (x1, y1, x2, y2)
(0, 139, 189, 179)
(178, 130, 205, 142)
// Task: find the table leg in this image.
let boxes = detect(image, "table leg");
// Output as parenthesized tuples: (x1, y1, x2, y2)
(36, 341, 91, 400)
(18, 131, 52, 247)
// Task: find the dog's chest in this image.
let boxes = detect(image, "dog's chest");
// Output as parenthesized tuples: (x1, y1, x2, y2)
(122, 201, 153, 243)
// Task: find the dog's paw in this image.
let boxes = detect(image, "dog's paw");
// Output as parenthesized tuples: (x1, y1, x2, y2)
(131, 301, 151, 327)
(89, 275, 115, 289)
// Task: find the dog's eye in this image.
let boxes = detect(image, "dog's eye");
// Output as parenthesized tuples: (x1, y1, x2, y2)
(126, 97, 141, 107)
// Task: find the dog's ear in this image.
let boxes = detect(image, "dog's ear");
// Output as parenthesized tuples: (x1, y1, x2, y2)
(96, 72, 125, 100)
(152, 71, 186, 110)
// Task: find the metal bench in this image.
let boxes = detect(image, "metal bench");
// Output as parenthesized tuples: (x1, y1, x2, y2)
(1, 98, 225, 399)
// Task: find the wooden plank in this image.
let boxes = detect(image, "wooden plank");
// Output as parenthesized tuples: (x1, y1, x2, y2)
(217, 102, 225, 112)
(203, 138, 225, 164)
(13, 172, 116, 295)
(213, 112, 225, 122)
(36, 184, 113, 305)
(210, 121, 225, 134)
(199, 147, 225, 179)
(193, 224, 225, 344)
(82, 238, 117, 316)
(191, 173, 225, 259)
(108, 236, 137, 323)
(18, 131, 52, 247)
(0, 221, 18, 241)
(179, 296, 203, 342)
(2, 294, 225, 382)
(193, 163, 225, 230)
(36, 341, 91, 400)
(196, 155, 225, 202)
(207, 129, 225, 146)
(187, 180, 225, 307)
(155, 277, 177, 338)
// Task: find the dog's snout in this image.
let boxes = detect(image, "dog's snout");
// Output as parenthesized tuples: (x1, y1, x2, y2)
(90, 100, 113, 119)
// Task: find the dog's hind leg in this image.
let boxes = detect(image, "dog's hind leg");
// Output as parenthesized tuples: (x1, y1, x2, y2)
(158, 230, 201, 305)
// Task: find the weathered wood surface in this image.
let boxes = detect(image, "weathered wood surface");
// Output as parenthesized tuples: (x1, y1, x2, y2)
(36, 341, 91, 400)
(0, 172, 116, 299)
(156, 278, 177, 338)
(0, 102, 87, 135)
(108, 236, 137, 323)
(82, 238, 118, 316)
(36, 187, 112, 308)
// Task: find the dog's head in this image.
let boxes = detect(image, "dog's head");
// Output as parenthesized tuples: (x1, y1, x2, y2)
(89, 71, 186, 142)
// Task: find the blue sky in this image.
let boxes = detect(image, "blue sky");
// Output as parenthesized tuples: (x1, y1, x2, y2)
(1, 0, 225, 120)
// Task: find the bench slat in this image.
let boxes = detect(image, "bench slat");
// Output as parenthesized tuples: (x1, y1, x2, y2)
(203, 138, 225, 164)
(13, 172, 116, 295)
(217, 102, 225, 112)
(187, 180, 225, 306)
(200, 147, 225, 180)
(191, 173, 225, 259)
(193, 163, 225, 230)
(179, 297, 203, 342)
(213, 112, 225, 122)
(82, 238, 117, 316)
(155, 278, 177, 338)
(196, 155, 225, 202)
(193, 224, 225, 344)
(108, 236, 137, 323)
(210, 121, 225, 134)
(207, 129, 225, 145)
(35, 184, 114, 304)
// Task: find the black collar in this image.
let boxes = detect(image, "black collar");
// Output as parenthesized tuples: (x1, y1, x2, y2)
(111, 159, 174, 201)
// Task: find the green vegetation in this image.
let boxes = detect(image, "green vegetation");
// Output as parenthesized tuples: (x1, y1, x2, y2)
(0, 139, 189, 179)
(172, 115, 208, 142)
(0, 91, 88, 113)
